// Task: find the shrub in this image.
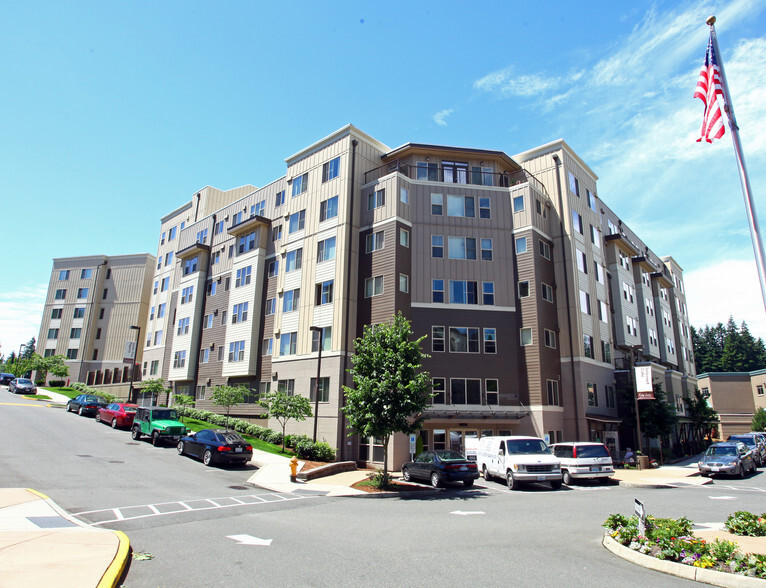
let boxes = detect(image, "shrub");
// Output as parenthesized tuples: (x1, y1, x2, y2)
(725, 511, 766, 537)
(48, 380, 65, 387)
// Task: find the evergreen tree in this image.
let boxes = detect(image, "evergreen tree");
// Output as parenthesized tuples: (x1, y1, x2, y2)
(693, 317, 766, 373)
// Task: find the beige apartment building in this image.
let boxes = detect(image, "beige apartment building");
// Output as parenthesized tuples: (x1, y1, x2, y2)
(132, 124, 697, 469)
(697, 370, 766, 437)
(38, 254, 155, 392)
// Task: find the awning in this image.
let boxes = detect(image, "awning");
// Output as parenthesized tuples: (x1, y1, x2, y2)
(586, 415, 623, 424)
(423, 407, 530, 420)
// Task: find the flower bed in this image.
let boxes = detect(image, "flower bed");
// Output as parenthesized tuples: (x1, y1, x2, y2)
(604, 512, 766, 579)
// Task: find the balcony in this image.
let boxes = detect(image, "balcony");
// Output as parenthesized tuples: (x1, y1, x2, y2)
(363, 159, 529, 188)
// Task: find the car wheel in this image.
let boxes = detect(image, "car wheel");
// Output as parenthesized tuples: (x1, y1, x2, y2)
(562, 470, 573, 486)
(95, 413, 101, 423)
(203, 450, 213, 466)
(131, 426, 141, 440)
(430, 472, 441, 488)
(402, 467, 411, 482)
(550, 479, 563, 490)
(78, 406, 84, 416)
(463, 479, 474, 488)
(152, 431, 161, 446)
(177, 441, 185, 456)
(66, 404, 72, 412)
(506, 471, 519, 491)
(111, 418, 118, 429)
(483, 465, 492, 482)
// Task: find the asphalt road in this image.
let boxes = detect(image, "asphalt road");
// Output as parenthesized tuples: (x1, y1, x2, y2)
(2, 390, 765, 587)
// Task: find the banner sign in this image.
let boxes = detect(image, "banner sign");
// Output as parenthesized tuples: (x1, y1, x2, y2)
(635, 366, 655, 400)
(123, 340, 137, 365)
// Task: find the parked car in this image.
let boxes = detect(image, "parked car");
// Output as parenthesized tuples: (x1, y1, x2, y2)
(476, 436, 562, 490)
(401, 450, 480, 488)
(96, 403, 139, 429)
(9, 378, 37, 395)
(177, 429, 253, 466)
(727, 433, 766, 466)
(131, 406, 187, 446)
(1, 373, 16, 386)
(67, 394, 109, 416)
(698, 441, 756, 478)
(550, 442, 614, 485)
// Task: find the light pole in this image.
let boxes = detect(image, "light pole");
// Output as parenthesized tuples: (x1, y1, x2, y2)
(18, 344, 28, 377)
(127, 325, 141, 403)
(309, 326, 323, 442)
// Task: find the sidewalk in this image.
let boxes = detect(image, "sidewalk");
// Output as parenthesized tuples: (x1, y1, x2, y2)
(0, 488, 129, 588)
(612, 459, 712, 488)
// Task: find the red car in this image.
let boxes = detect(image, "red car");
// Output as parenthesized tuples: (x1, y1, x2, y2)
(96, 403, 139, 429)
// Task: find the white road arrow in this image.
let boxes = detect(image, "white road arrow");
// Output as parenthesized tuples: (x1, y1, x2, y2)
(708, 496, 736, 500)
(227, 534, 273, 546)
(450, 510, 485, 516)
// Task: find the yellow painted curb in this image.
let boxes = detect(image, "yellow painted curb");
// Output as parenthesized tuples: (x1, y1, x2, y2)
(97, 531, 131, 588)
(26, 488, 50, 500)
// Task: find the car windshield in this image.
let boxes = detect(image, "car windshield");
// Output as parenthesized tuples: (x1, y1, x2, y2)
(85, 395, 105, 402)
(506, 439, 550, 454)
(152, 409, 177, 420)
(434, 450, 466, 462)
(18, 378, 33, 385)
(706, 446, 736, 456)
(576, 445, 610, 458)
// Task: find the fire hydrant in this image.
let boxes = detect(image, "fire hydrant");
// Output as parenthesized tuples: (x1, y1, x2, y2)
(289, 456, 298, 482)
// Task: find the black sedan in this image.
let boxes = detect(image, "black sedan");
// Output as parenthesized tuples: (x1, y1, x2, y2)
(1, 373, 16, 386)
(66, 394, 109, 416)
(9, 378, 36, 394)
(402, 450, 480, 488)
(177, 429, 253, 466)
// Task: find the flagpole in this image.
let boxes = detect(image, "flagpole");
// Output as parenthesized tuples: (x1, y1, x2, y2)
(706, 15, 766, 312)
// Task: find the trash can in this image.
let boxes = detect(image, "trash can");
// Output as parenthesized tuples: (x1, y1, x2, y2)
(638, 455, 651, 470)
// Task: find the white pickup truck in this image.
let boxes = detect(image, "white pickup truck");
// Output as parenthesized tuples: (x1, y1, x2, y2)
(477, 436, 562, 490)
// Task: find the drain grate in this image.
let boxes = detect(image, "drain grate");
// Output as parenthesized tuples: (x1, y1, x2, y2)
(27, 516, 78, 529)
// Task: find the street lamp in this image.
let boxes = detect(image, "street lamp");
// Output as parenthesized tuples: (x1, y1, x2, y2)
(128, 325, 141, 403)
(309, 326, 324, 442)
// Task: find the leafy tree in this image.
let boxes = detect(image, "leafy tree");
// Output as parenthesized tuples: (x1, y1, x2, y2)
(684, 389, 719, 450)
(753, 408, 766, 433)
(139, 378, 171, 405)
(341, 312, 432, 487)
(259, 391, 312, 452)
(638, 383, 677, 439)
(32, 354, 69, 382)
(172, 394, 196, 423)
(211, 385, 248, 429)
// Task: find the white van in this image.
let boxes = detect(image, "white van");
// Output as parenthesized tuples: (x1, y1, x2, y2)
(477, 436, 562, 490)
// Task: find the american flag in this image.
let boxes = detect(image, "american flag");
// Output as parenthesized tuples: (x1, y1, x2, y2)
(695, 36, 725, 143)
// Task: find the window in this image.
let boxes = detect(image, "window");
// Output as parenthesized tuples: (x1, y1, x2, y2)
(309, 377, 330, 403)
(479, 197, 491, 219)
(156, 303, 165, 318)
(483, 328, 497, 353)
(450, 327, 480, 353)
(486, 379, 499, 405)
(73, 307, 85, 319)
(102, 288, 108, 300)
(432, 326, 445, 352)
(622, 282, 634, 303)
(218, 347, 224, 361)
(154, 331, 163, 345)
(513, 195, 524, 212)
(482, 282, 495, 305)
(173, 350, 186, 368)
(183, 256, 198, 276)
(320, 195, 338, 221)
(431, 193, 443, 215)
(251, 200, 265, 217)
(275, 190, 285, 207)
(447, 195, 475, 218)
(518, 281, 530, 298)
(515, 237, 528, 254)
(169, 226, 177, 240)
(449, 280, 478, 304)
(368, 188, 385, 210)
(181, 286, 194, 304)
(311, 327, 332, 352)
(590, 225, 601, 248)
(757, 385, 764, 396)
(583, 335, 594, 358)
(545, 329, 557, 349)
(432, 378, 446, 404)
(267, 259, 279, 277)
(289, 210, 306, 233)
(262, 338, 273, 356)
(451, 379, 482, 405)
(448, 236, 477, 260)
(153, 280, 158, 295)
(626, 316, 638, 336)
(200, 348, 210, 364)
(58, 270, 70, 280)
(432, 279, 444, 303)
(572, 210, 583, 234)
(606, 385, 616, 408)
(265, 298, 276, 315)
(316, 237, 336, 262)
(150, 360, 159, 375)
(599, 300, 609, 322)
(587, 383, 598, 407)
(291, 172, 308, 196)
(400, 187, 409, 204)
(232, 302, 249, 324)
(165, 251, 174, 266)
(481, 238, 493, 261)
(213, 220, 224, 235)
(238, 231, 257, 254)
(285, 249, 303, 272)
(594, 262, 605, 284)
(576, 249, 588, 273)
(67, 348, 78, 360)
(666, 337, 676, 355)
(196, 228, 208, 243)
(77, 288, 89, 299)
(161, 277, 169, 292)
(322, 157, 340, 182)
(207, 279, 217, 296)
(283, 289, 300, 312)
(277, 379, 295, 396)
(55, 289, 66, 300)
(177, 317, 190, 335)
(587, 189, 597, 212)
(619, 250, 631, 271)
(399, 228, 410, 247)
(541, 283, 554, 303)
(228, 340, 246, 362)
(81, 268, 92, 279)
(51, 308, 62, 319)
(431, 235, 444, 258)
(580, 290, 591, 314)
(602, 341, 612, 363)
(568, 171, 580, 196)
(47, 328, 59, 339)
(399, 274, 409, 293)
(96, 328, 101, 340)
(443, 161, 468, 184)
(417, 161, 439, 181)
(203, 314, 213, 328)
(272, 225, 283, 241)
(547, 380, 561, 405)
(366, 231, 384, 253)
(649, 329, 659, 347)
(315, 280, 334, 305)
(645, 297, 655, 316)
(364, 276, 384, 298)
(520, 328, 533, 346)
(539, 240, 551, 260)
(279, 333, 297, 356)
(161, 232, 166, 245)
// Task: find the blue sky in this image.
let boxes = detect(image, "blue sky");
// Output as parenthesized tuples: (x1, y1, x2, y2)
(2, 0, 765, 358)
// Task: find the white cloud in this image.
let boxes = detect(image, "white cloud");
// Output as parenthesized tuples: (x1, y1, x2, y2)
(0, 284, 47, 359)
(433, 109, 454, 126)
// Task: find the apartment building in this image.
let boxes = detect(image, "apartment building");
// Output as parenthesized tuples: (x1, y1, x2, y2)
(38, 254, 155, 389)
(141, 124, 696, 468)
(696, 370, 766, 437)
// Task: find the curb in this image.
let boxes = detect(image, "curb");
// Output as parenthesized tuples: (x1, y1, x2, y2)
(603, 534, 765, 587)
(617, 480, 677, 489)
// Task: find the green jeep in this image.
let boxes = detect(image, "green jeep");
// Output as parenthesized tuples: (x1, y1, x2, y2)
(131, 406, 187, 446)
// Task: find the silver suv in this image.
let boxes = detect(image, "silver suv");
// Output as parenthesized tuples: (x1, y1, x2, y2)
(550, 442, 614, 485)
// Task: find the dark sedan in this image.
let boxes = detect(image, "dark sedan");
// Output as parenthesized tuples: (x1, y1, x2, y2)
(177, 429, 253, 466)
(9, 378, 36, 394)
(1, 373, 16, 386)
(66, 394, 109, 416)
(402, 450, 480, 488)
(96, 403, 139, 428)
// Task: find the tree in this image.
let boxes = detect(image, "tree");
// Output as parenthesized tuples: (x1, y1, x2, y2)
(20, 338, 36, 360)
(684, 389, 719, 451)
(693, 317, 766, 373)
(341, 312, 432, 487)
(32, 354, 69, 383)
(140, 378, 171, 405)
(210, 385, 248, 429)
(259, 391, 312, 452)
(753, 408, 766, 433)
(172, 394, 196, 423)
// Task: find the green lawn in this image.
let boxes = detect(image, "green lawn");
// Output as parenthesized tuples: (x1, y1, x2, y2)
(41, 386, 80, 399)
(178, 417, 295, 457)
